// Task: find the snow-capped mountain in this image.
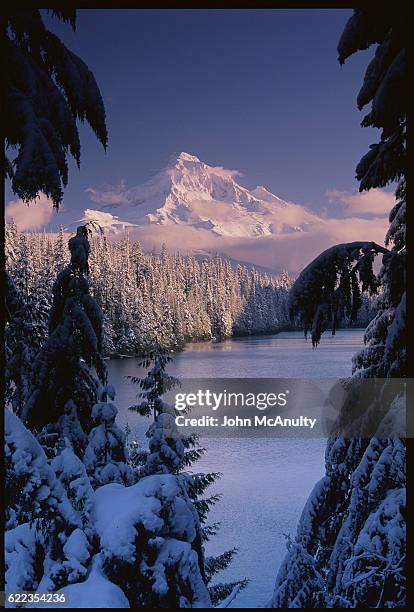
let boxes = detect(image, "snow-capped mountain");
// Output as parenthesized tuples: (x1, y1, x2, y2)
(77, 152, 324, 238)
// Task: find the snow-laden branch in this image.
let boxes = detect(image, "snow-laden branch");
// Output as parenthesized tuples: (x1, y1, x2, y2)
(5, 10, 107, 207)
(288, 241, 389, 347)
(215, 584, 242, 608)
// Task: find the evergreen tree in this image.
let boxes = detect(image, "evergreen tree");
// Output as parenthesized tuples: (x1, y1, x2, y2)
(5, 9, 107, 207)
(53, 225, 69, 274)
(270, 8, 406, 608)
(5, 227, 209, 607)
(22, 225, 106, 455)
(84, 384, 135, 487)
(5, 409, 96, 593)
(128, 346, 248, 606)
(5, 231, 51, 414)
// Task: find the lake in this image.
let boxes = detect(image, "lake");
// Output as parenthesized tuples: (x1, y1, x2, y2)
(108, 329, 365, 607)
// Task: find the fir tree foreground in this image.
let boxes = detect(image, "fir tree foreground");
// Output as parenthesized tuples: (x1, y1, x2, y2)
(127, 347, 248, 605)
(270, 8, 406, 608)
(5, 226, 213, 607)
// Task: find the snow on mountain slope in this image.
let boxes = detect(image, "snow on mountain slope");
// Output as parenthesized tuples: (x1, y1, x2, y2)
(79, 210, 138, 233)
(79, 152, 324, 238)
(41, 151, 389, 273)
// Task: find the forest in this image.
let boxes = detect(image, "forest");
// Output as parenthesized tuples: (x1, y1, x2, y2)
(5, 222, 375, 360)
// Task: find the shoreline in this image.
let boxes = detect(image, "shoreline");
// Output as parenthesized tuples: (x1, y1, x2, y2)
(105, 326, 367, 361)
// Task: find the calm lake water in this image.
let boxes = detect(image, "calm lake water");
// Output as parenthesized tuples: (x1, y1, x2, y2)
(108, 329, 364, 608)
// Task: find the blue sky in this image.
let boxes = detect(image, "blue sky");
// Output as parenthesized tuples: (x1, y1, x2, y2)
(6, 9, 393, 272)
(7, 8, 383, 214)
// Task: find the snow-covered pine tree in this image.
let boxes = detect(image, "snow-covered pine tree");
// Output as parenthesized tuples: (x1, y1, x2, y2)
(6, 227, 209, 607)
(44, 343, 206, 607)
(5, 229, 52, 415)
(83, 384, 135, 488)
(128, 345, 179, 421)
(53, 225, 69, 274)
(5, 409, 96, 594)
(270, 8, 406, 608)
(21, 224, 133, 495)
(6, 403, 213, 607)
(21, 225, 105, 455)
(5, 9, 107, 208)
(14, 226, 133, 498)
(128, 346, 248, 606)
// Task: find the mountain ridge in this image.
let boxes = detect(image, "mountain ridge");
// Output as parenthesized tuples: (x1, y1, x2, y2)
(74, 151, 324, 238)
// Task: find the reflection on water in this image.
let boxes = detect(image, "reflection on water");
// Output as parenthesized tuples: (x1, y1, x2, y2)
(108, 329, 364, 607)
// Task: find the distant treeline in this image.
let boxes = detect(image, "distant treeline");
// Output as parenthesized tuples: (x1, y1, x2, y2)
(5, 223, 376, 357)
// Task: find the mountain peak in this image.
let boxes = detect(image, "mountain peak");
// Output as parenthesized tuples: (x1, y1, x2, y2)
(169, 151, 201, 165)
(59, 152, 322, 242)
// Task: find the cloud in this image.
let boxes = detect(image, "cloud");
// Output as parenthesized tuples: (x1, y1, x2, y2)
(70, 175, 393, 274)
(5, 194, 55, 231)
(227, 215, 389, 273)
(325, 188, 395, 216)
(124, 213, 389, 275)
(85, 180, 130, 205)
(209, 165, 242, 179)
